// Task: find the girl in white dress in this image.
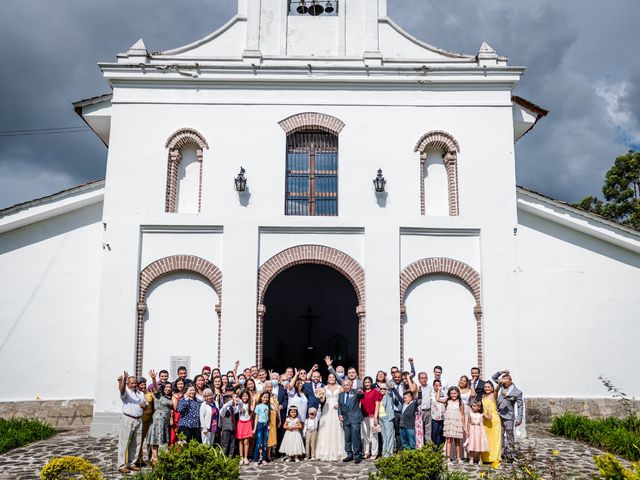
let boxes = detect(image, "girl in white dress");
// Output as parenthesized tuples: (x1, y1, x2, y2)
(314, 373, 347, 461)
(280, 406, 305, 461)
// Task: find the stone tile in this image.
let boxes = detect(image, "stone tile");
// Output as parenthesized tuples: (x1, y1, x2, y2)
(0, 424, 631, 479)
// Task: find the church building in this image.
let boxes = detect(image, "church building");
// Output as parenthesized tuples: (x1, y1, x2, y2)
(1, 0, 639, 436)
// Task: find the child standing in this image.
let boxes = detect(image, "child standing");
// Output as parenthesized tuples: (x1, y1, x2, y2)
(253, 392, 271, 465)
(303, 407, 319, 460)
(437, 386, 465, 465)
(235, 390, 253, 465)
(219, 394, 237, 457)
(430, 379, 446, 447)
(399, 391, 418, 450)
(280, 406, 305, 462)
(466, 400, 490, 468)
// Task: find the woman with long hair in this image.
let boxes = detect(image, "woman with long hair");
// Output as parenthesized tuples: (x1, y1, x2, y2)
(170, 378, 185, 445)
(149, 382, 173, 465)
(360, 376, 382, 458)
(314, 372, 346, 461)
(481, 381, 501, 468)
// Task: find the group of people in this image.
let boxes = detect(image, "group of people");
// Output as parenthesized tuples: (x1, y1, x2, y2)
(115, 356, 524, 474)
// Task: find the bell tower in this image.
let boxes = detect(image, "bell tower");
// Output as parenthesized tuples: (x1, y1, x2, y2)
(239, 0, 384, 62)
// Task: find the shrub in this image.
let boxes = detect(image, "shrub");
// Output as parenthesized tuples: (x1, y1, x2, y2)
(551, 413, 640, 461)
(141, 441, 239, 480)
(594, 453, 640, 479)
(40, 456, 103, 480)
(0, 418, 56, 454)
(368, 443, 447, 480)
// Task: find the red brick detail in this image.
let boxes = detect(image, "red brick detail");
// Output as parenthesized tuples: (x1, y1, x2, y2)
(165, 128, 209, 150)
(414, 131, 460, 217)
(256, 245, 365, 373)
(164, 128, 208, 213)
(278, 112, 345, 135)
(135, 254, 222, 375)
(399, 257, 482, 371)
(414, 130, 460, 154)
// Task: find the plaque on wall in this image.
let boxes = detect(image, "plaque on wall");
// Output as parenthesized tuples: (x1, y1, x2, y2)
(170, 355, 191, 381)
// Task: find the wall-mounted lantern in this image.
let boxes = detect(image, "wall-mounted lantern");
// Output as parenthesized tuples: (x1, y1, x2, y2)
(234, 167, 247, 192)
(373, 168, 386, 192)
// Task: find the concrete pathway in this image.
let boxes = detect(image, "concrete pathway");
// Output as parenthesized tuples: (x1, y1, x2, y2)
(0, 425, 619, 479)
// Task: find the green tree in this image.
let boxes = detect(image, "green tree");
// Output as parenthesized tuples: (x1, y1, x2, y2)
(574, 150, 640, 230)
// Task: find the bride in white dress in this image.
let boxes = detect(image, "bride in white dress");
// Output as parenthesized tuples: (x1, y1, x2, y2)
(315, 373, 347, 461)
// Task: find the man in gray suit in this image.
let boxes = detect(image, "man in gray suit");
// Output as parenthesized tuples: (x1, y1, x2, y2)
(337, 378, 364, 464)
(492, 370, 524, 461)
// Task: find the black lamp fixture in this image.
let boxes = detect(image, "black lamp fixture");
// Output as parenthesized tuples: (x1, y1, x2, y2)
(234, 167, 247, 192)
(373, 168, 386, 192)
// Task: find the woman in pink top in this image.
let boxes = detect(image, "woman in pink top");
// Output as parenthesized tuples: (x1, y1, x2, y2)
(360, 376, 383, 458)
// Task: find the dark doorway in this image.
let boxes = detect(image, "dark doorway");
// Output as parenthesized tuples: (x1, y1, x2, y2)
(263, 263, 359, 374)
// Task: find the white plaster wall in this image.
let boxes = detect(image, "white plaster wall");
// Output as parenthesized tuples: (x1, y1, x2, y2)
(140, 230, 223, 269)
(0, 203, 103, 401)
(423, 147, 450, 216)
(516, 210, 640, 398)
(287, 17, 340, 56)
(404, 275, 477, 380)
(176, 145, 199, 214)
(259, 230, 364, 265)
(142, 272, 219, 376)
(400, 233, 480, 271)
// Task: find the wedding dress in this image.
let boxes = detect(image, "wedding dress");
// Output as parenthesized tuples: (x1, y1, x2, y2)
(315, 386, 346, 461)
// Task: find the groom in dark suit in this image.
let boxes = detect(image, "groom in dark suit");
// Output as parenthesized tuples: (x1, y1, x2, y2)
(337, 378, 364, 464)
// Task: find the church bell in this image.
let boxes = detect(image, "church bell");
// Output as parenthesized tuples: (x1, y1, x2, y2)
(296, 0, 308, 14)
(324, 1, 334, 14)
(308, 1, 324, 16)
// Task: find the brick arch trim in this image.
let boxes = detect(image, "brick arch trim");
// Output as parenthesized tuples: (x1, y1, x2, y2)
(413, 130, 460, 154)
(164, 128, 208, 213)
(399, 257, 484, 374)
(400, 257, 479, 308)
(165, 128, 209, 151)
(414, 130, 461, 216)
(136, 255, 222, 375)
(278, 112, 346, 135)
(257, 245, 366, 374)
(258, 245, 364, 305)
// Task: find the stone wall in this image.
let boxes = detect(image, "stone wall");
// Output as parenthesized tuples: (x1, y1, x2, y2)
(526, 397, 640, 423)
(0, 400, 93, 428)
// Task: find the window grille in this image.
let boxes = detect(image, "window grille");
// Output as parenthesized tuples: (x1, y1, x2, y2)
(285, 131, 338, 216)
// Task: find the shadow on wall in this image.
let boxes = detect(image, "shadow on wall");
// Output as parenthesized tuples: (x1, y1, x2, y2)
(0, 202, 103, 256)
(517, 210, 640, 269)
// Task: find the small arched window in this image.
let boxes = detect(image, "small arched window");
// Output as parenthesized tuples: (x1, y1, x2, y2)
(285, 130, 338, 216)
(164, 128, 208, 213)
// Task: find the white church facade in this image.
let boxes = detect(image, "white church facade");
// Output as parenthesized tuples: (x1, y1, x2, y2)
(1, 0, 639, 436)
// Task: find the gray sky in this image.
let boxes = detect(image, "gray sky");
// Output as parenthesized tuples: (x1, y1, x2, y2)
(1, 0, 639, 209)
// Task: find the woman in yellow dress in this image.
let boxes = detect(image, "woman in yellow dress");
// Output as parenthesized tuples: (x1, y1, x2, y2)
(480, 381, 502, 468)
(264, 383, 281, 461)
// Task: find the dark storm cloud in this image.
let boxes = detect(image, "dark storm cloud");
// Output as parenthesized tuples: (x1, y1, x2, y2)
(1, 0, 638, 208)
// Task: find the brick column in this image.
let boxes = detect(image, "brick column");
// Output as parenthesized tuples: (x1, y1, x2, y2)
(419, 153, 426, 215)
(474, 305, 484, 376)
(399, 306, 407, 367)
(256, 304, 266, 368)
(443, 152, 459, 216)
(135, 302, 147, 376)
(215, 304, 222, 368)
(196, 149, 204, 213)
(165, 150, 182, 213)
(356, 305, 366, 375)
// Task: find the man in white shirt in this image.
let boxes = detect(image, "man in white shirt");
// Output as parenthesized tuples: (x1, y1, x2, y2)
(416, 371, 433, 442)
(255, 368, 268, 392)
(117, 371, 147, 474)
(433, 365, 448, 393)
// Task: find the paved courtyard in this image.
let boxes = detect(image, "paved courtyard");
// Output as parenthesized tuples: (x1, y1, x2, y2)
(0, 424, 622, 479)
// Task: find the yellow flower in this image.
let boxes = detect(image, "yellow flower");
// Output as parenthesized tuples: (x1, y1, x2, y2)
(551, 449, 560, 456)
(479, 473, 486, 478)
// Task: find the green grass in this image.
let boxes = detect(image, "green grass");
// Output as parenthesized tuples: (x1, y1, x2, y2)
(550, 412, 640, 461)
(0, 417, 56, 454)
